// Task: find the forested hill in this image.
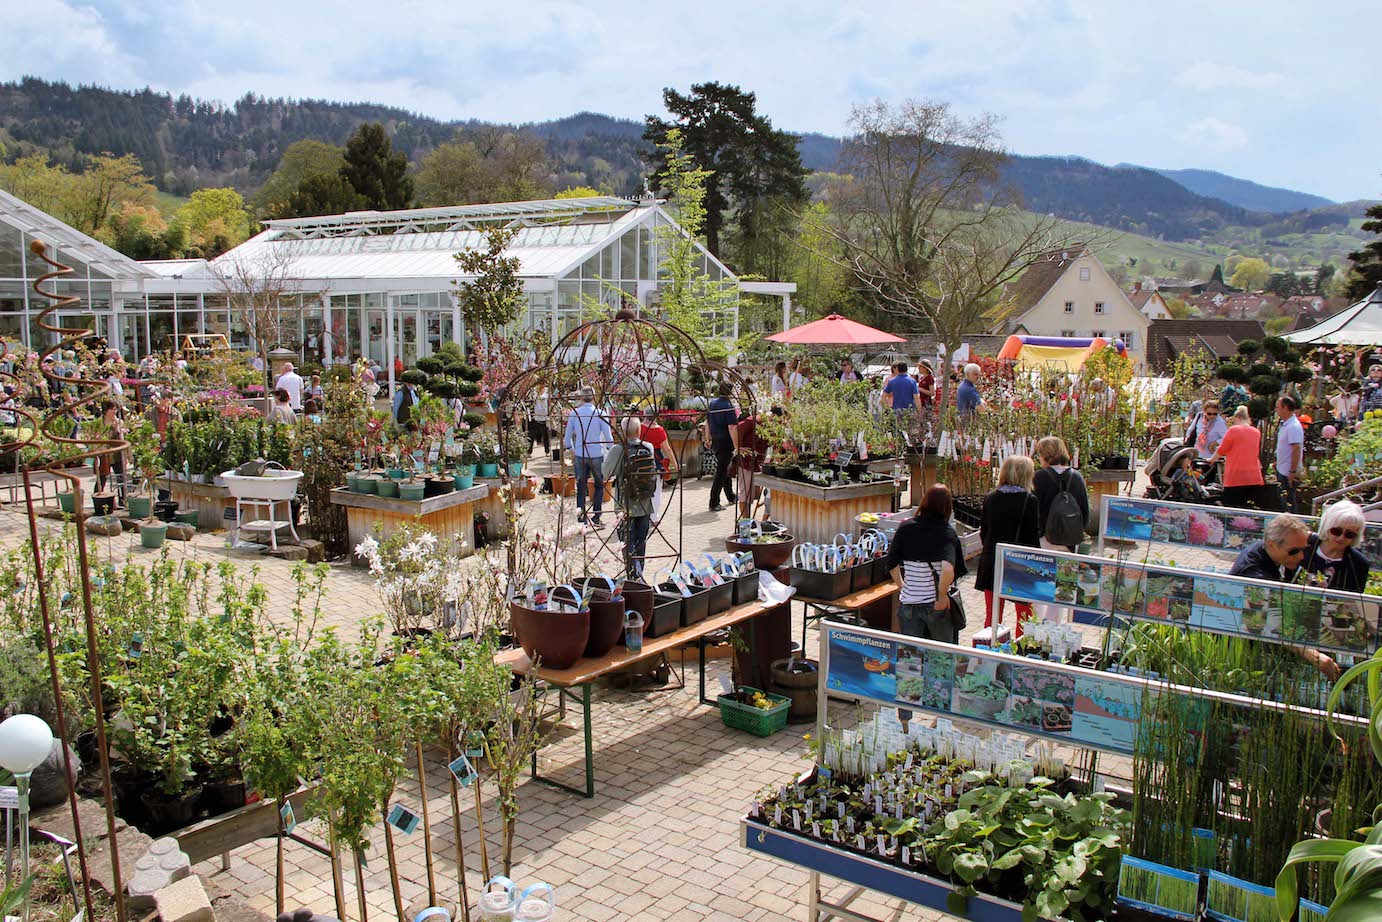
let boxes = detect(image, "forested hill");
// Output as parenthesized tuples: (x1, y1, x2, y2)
(0, 77, 1349, 243)
(1130, 166, 1335, 214)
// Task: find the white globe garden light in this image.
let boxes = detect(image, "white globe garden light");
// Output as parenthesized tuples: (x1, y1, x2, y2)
(0, 714, 53, 774)
(0, 714, 52, 922)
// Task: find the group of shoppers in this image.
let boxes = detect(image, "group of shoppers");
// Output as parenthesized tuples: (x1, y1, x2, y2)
(1182, 393, 1307, 512)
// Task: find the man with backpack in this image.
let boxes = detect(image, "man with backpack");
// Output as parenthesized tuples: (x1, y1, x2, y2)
(604, 416, 659, 578)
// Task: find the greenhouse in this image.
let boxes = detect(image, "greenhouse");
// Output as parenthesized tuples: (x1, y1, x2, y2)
(0, 192, 793, 365)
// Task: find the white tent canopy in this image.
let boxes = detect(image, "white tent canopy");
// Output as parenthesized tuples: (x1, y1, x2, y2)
(1285, 285, 1382, 346)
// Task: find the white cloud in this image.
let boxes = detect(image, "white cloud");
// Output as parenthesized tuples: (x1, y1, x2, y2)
(1177, 117, 1250, 152)
(1175, 61, 1284, 92)
(5, 1, 144, 88)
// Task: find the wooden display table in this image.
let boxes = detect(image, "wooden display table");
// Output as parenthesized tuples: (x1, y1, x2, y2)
(331, 482, 489, 557)
(167, 479, 232, 531)
(497, 596, 790, 797)
(757, 475, 901, 545)
(1084, 469, 1136, 531)
(798, 581, 899, 634)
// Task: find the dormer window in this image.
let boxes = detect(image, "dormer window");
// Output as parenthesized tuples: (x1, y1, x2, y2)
(1079, 268, 1091, 281)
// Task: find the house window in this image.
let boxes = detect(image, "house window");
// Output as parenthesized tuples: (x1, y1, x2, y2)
(1063, 301, 1074, 313)
(1094, 301, 1105, 314)
(1092, 330, 1105, 339)
(1121, 331, 1135, 349)
(1079, 268, 1091, 281)
(1060, 330, 1075, 338)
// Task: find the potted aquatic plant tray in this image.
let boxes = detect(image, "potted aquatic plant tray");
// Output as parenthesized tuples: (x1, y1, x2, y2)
(1204, 871, 1276, 922)
(1116, 856, 1200, 921)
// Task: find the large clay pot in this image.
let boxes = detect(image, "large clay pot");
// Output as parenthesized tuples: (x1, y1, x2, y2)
(510, 600, 590, 670)
(620, 580, 655, 633)
(570, 579, 624, 658)
(724, 535, 796, 571)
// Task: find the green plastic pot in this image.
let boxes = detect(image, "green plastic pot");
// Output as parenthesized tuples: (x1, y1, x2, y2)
(57, 491, 76, 514)
(345, 472, 361, 492)
(140, 522, 168, 549)
(377, 479, 399, 497)
(386, 468, 406, 480)
(174, 510, 199, 528)
(127, 495, 154, 518)
(399, 483, 426, 501)
(455, 464, 476, 477)
(454, 473, 475, 490)
(356, 476, 379, 494)
(508, 461, 525, 476)
(478, 463, 499, 477)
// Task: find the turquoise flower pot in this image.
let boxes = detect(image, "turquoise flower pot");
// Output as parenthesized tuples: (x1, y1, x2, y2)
(454, 474, 475, 490)
(508, 461, 525, 476)
(399, 483, 426, 501)
(377, 479, 399, 498)
(478, 463, 499, 477)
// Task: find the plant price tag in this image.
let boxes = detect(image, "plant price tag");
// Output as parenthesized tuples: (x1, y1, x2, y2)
(386, 804, 421, 835)
(280, 802, 297, 835)
(671, 573, 692, 597)
(448, 754, 478, 788)
(128, 633, 144, 660)
(717, 676, 734, 696)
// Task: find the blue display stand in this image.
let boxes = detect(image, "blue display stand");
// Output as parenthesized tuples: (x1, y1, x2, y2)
(742, 819, 1025, 922)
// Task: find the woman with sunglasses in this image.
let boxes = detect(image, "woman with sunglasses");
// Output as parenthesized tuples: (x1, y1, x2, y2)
(1301, 500, 1371, 592)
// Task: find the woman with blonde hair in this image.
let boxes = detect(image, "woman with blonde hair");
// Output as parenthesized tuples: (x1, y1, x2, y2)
(975, 455, 1042, 636)
(1301, 500, 1371, 592)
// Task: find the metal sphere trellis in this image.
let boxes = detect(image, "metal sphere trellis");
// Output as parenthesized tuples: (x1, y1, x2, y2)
(498, 308, 754, 584)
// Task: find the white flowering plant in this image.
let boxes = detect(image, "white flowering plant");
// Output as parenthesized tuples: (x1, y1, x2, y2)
(355, 522, 471, 637)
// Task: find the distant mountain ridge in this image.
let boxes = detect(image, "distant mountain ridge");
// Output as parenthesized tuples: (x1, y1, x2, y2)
(0, 77, 1359, 244)
(1117, 164, 1334, 214)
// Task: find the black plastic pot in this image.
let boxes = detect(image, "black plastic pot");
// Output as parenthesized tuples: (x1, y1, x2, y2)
(704, 580, 734, 616)
(154, 500, 179, 522)
(659, 582, 708, 628)
(733, 570, 760, 606)
(142, 784, 204, 835)
(790, 567, 852, 601)
(651, 593, 684, 633)
(872, 556, 892, 587)
(1099, 455, 1131, 471)
(93, 493, 115, 516)
(849, 561, 876, 593)
(202, 778, 247, 815)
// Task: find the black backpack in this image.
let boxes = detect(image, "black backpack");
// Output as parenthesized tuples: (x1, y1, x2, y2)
(397, 386, 416, 426)
(622, 441, 658, 503)
(1044, 470, 1085, 547)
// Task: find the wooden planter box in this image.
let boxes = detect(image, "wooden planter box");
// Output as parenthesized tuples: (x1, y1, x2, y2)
(665, 430, 705, 479)
(166, 480, 232, 531)
(332, 483, 488, 563)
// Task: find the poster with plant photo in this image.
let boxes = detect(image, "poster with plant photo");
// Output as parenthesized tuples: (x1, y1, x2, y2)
(824, 629, 897, 701)
(998, 547, 1106, 616)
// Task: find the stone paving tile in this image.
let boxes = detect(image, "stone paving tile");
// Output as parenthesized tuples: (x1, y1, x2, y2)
(1, 467, 1148, 920)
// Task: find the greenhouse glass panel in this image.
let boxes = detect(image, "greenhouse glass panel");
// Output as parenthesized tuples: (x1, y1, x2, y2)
(0, 222, 24, 278)
(619, 229, 636, 280)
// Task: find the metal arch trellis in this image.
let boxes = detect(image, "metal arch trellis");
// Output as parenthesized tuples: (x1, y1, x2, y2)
(0, 240, 134, 922)
(497, 309, 754, 587)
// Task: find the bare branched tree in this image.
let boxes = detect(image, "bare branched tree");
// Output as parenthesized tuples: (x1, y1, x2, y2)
(810, 99, 1100, 414)
(212, 248, 311, 390)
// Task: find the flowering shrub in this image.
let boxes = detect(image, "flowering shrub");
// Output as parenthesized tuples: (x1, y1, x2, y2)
(354, 523, 471, 637)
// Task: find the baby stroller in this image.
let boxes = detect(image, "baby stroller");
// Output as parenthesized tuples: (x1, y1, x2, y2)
(1144, 438, 1221, 503)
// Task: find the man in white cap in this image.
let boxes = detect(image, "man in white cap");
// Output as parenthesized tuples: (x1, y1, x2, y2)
(564, 385, 611, 526)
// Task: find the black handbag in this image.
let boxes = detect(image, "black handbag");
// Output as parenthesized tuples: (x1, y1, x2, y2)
(928, 561, 966, 631)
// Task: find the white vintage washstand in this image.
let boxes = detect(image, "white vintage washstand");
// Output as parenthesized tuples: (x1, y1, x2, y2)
(221, 462, 304, 550)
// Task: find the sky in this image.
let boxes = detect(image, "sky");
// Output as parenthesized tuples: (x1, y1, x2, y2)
(6, 0, 1379, 202)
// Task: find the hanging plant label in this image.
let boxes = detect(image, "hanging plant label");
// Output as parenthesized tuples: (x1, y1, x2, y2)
(386, 804, 421, 835)
(280, 802, 297, 835)
(448, 754, 478, 788)
(128, 632, 144, 660)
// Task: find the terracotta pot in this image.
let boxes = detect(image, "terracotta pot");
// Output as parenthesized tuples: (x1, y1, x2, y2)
(724, 534, 795, 570)
(510, 600, 590, 670)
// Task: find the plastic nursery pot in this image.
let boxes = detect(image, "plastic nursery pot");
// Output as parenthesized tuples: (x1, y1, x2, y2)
(127, 495, 154, 518)
(139, 521, 169, 549)
(507, 461, 525, 476)
(356, 475, 380, 495)
(140, 785, 204, 835)
(659, 582, 708, 630)
(478, 462, 500, 478)
(174, 509, 199, 528)
(399, 483, 426, 502)
(377, 479, 399, 498)
(455, 464, 476, 478)
(568, 580, 624, 658)
(724, 534, 796, 571)
(424, 475, 454, 497)
(92, 493, 116, 516)
(386, 467, 405, 480)
(453, 473, 475, 490)
(704, 580, 734, 616)
(651, 593, 684, 632)
(733, 570, 760, 606)
(345, 472, 361, 492)
(57, 491, 76, 514)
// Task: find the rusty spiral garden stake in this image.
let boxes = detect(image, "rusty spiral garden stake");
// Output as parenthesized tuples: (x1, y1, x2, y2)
(0, 341, 97, 922)
(27, 239, 129, 922)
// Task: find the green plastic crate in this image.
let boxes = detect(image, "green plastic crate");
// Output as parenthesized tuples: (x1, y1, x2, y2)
(717, 685, 791, 737)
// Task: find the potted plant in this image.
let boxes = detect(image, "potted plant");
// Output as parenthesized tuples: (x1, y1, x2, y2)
(503, 430, 530, 477)
(509, 580, 591, 670)
(724, 531, 796, 570)
(475, 437, 501, 478)
(126, 418, 163, 519)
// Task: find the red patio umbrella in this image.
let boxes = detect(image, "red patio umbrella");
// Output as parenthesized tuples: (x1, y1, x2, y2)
(764, 314, 906, 345)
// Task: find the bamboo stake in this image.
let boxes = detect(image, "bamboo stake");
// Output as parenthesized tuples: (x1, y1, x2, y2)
(276, 796, 286, 916)
(447, 742, 471, 922)
(472, 778, 490, 882)
(354, 848, 369, 922)
(382, 815, 405, 922)
(415, 742, 437, 905)
(327, 814, 347, 922)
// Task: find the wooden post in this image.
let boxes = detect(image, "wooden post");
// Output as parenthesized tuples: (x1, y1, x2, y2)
(415, 743, 437, 906)
(447, 743, 471, 922)
(382, 816, 406, 922)
(472, 779, 490, 882)
(354, 849, 369, 922)
(275, 796, 286, 916)
(327, 814, 348, 922)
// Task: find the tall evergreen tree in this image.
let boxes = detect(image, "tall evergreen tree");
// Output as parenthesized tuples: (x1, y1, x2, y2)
(1346, 203, 1382, 299)
(340, 123, 413, 210)
(643, 82, 808, 259)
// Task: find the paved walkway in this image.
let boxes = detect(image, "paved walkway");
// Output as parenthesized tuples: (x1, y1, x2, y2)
(2, 466, 1142, 922)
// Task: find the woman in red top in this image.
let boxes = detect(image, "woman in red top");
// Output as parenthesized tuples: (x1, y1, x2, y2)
(640, 409, 674, 479)
(916, 361, 936, 410)
(1208, 405, 1264, 508)
(733, 405, 777, 519)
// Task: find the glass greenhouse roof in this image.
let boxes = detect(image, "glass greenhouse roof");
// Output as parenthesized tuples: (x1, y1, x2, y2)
(1, 188, 156, 282)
